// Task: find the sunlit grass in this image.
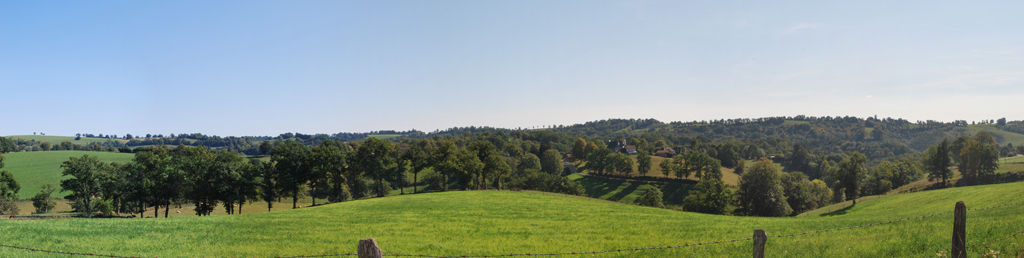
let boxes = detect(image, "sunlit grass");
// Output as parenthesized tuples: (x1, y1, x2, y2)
(1, 181, 1022, 257)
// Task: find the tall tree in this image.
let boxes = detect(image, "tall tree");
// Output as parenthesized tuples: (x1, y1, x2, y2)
(540, 149, 564, 176)
(0, 153, 20, 215)
(97, 163, 129, 216)
(834, 152, 867, 205)
(273, 141, 313, 208)
(402, 143, 432, 193)
(432, 141, 461, 191)
(683, 152, 723, 180)
(926, 139, 953, 184)
(584, 148, 611, 174)
(355, 137, 395, 197)
(313, 140, 350, 201)
(636, 151, 652, 177)
(737, 158, 792, 217)
(32, 184, 57, 214)
(570, 138, 587, 162)
(60, 154, 105, 218)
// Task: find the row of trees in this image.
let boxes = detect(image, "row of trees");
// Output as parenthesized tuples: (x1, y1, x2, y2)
(54, 135, 588, 218)
(922, 132, 1002, 186)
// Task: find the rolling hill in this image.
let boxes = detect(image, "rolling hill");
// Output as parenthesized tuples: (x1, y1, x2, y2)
(2, 182, 1023, 257)
(1, 151, 135, 197)
(6, 135, 127, 145)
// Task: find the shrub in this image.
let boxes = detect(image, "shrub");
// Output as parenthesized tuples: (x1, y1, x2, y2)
(635, 187, 665, 208)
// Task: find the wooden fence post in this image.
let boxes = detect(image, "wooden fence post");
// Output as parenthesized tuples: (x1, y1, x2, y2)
(951, 201, 966, 258)
(753, 229, 767, 258)
(358, 238, 383, 258)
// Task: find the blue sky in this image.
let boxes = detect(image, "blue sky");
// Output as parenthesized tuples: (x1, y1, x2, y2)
(2, 1, 1022, 137)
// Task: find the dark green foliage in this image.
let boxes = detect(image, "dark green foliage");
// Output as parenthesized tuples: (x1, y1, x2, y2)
(0, 154, 18, 215)
(606, 152, 634, 176)
(31, 184, 57, 214)
(273, 141, 314, 207)
(832, 152, 868, 205)
(925, 139, 953, 184)
(682, 178, 731, 214)
(354, 137, 395, 197)
(781, 172, 833, 215)
(734, 159, 746, 175)
(784, 144, 810, 172)
(60, 154, 105, 218)
(584, 148, 611, 174)
(682, 151, 722, 180)
(737, 158, 793, 217)
(636, 151, 652, 176)
(953, 132, 1001, 185)
(518, 153, 542, 173)
(0, 137, 15, 153)
(635, 187, 665, 208)
(540, 149, 563, 176)
(507, 169, 585, 196)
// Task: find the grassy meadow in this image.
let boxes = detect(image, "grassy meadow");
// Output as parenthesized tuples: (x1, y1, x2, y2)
(1, 181, 1023, 257)
(567, 174, 695, 206)
(2, 151, 135, 197)
(961, 124, 1024, 146)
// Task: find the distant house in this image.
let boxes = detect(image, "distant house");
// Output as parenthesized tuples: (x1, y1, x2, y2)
(608, 139, 628, 153)
(624, 145, 638, 155)
(655, 147, 677, 157)
(562, 161, 577, 175)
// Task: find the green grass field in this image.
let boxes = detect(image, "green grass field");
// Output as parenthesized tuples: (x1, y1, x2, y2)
(6, 135, 127, 145)
(963, 124, 1024, 146)
(567, 174, 696, 206)
(2, 151, 135, 197)
(1, 182, 1023, 257)
(999, 155, 1024, 164)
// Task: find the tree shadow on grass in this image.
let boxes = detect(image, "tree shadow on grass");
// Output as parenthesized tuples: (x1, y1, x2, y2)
(659, 184, 696, 206)
(608, 182, 641, 202)
(574, 176, 626, 199)
(820, 205, 855, 217)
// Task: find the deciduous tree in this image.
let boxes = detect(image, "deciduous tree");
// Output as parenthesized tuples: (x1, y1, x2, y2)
(737, 158, 792, 217)
(60, 154, 105, 218)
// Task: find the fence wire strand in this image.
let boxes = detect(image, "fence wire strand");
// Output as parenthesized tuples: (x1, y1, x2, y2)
(0, 200, 1021, 258)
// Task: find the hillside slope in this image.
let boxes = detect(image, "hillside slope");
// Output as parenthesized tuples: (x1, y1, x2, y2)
(2, 151, 135, 197)
(2, 182, 1023, 257)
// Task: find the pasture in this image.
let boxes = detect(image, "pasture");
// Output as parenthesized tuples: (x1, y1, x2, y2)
(962, 124, 1024, 146)
(1, 181, 1023, 257)
(1, 151, 135, 197)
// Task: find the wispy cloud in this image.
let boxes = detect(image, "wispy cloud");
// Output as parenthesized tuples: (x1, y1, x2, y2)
(782, 23, 819, 34)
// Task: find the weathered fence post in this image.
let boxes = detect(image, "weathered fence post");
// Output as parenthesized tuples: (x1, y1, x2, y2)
(951, 201, 966, 258)
(753, 229, 767, 258)
(358, 238, 383, 258)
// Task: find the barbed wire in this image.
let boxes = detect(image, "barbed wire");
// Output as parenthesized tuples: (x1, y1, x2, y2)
(1, 200, 1021, 258)
(381, 237, 755, 257)
(0, 243, 141, 258)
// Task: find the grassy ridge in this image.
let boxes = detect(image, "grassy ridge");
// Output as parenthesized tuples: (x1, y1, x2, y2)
(2, 151, 135, 197)
(963, 124, 1024, 146)
(2, 182, 1023, 257)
